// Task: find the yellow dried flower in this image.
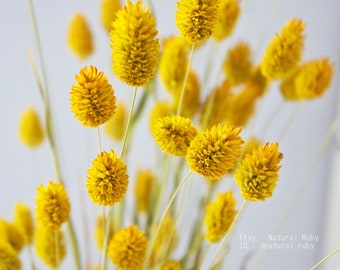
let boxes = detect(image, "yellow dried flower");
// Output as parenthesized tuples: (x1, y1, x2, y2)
(159, 36, 189, 94)
(0, 220, 25, 253)
(176, 0, 220, 44)
(94, 214, 114, 251)
(67, 13, 93, 59)
(35, 226, 65, 268)
(18, 107, 44, 148)
(152, 115, 197, 156)
(204, 191, 237, 242)
(235, 143, 283, 201)
(110, 0, 160, 87)
(213, 0, 240, 42)
(135, 169, 155, 213)
(248, 67, 269, 97)
(261, 18, 305, 79)
(13, 203, 34, 245)
(35, 181, 71, 231)
(101, 0, 121, 33)
(280, 71, 300, 100)
(108, 225, 148, 270)
(187, 123, 244, 180)
(104, 102, 127, 141)
(160, 260, 183, 270)
(223, 41, 252, 85)
(0, 243, 21, 270)
(149, 101, 175, 132)
(70, 65, 116, 128)
(172, 69, 200, 118)
(294, 58, 334, 99)
(86, 150, 129, 206)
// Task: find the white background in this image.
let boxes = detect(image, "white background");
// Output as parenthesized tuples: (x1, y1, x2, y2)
(0, 0, 340, 269)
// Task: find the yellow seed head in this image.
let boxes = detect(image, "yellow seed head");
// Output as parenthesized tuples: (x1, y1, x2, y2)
(235, 143, 283, 201)
(94, 214, 114, 251)
(204, 191, 237, 242)
(67, 13, 94, 59)
(261, 18, 305, 79)
(86, 150, 129, 206)
(35, 226, 65, 268)
(13, 203, 34, 245)
(110, 0, 160, 86)
(101, 0, 121, 33)
(134, 169, 155, 213)
(108, 225, 148, 270)
(152, 115, 197, 156)
(0, 243, 21, 270)
(160, 260, 183, 270)
(70, 65, 116, 128)
(35, 181, 71, 231)
(104, 102, 127, 141)
(187, 123, 244, 180)
(18, 107, 44, 148)
(149, 101, 175, 133)
(248, 67, 269, 97)
(0, 220, 25, 253)
(213, 0, 240, 42)
(176, 0, 220, 44)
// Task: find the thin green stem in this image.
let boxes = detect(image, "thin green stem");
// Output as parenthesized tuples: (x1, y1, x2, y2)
(100, 207, 109, 270)
(177, 44, 195, 116)
(97, 127, 102, 153)
(310, 248, 340, 270)
(143, 171, 192, 269)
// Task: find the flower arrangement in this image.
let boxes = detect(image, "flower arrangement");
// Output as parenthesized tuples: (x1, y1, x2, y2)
(1, 0, 339, 269)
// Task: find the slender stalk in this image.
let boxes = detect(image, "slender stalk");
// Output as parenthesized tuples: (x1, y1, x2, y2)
(310, 248, 340, 270)
(197, 243, 211, 270)
(28, 245, 37, 270)
(100, 207, 109, 270)
(208, 201, 248, 269)
(177, 44, 195, 116)
(97, 127, 102, 153)
(143, 171, 192, 269)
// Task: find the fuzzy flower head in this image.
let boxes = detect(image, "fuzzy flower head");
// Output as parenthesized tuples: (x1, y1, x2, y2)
(104, 102, 127, 141)
(152, 115, 197, 156)
(213, 0, 240, 42)
(248, 67, 269, 97)
(18, 107, 44, 148)
(67, 13, 93, 59)
(176, 0, 220, 44)
(86, 150, 129, 206)
(261, 18, 305, 79)
(160, 260, 183, 270)
(187, 123, 244, 180)
(0, 243, 21, 270)
(235, 143, 283, 201)
(35, 181, 71, 231)
(134, 169, 155, 213)
(13, 203, 34, 245)
(35, 226, 65, 268)
(149, 101, 175, 132)
(0, 220, 25, 253)
(108, 225, 148, 270)
(204, 191, 237, 242)
(70, 66, 116, 127)
(110, 0, 160, 87)
(101, 0, 121, 33)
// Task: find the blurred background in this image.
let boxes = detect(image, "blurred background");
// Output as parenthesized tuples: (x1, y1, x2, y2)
(0, 0, 340, 269)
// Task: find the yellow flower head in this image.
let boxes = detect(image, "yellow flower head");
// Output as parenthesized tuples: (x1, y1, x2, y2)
(101, 0, 121, 33)
(67, 13, 93, 60)
(235, 143, 283, 201)
(187, 123, 244, 180)
(204, 191, 237, 242)
(110, 0, 160, 87)
(149, 101, 175, 132)
(213, 0, 240, 42)
(86, 150, 129, 206)
(261, 18, 305, 79)
(172, 69, 200, 118)
(0, 243, 21, 270)
(70, 65, 116, 128)
(13, 203, 34, 245)
(134, 168, 155, 213)
(176, 0, 220, 44)
(35, 226, 65, 268)
(248, 66, 269, 97)
(223, 41, 252, 85)
(108, 225, 148, 270)
(94, 214, 114, 251)
(18, 107, 44, 148)
(152, 115, 197, 156)
(160, 260, 183, 270)
(35, 181, 71, 231)
(159, 36, 190, 94)
(104, 102, 127, 141)
(0, 219, 25, 253)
